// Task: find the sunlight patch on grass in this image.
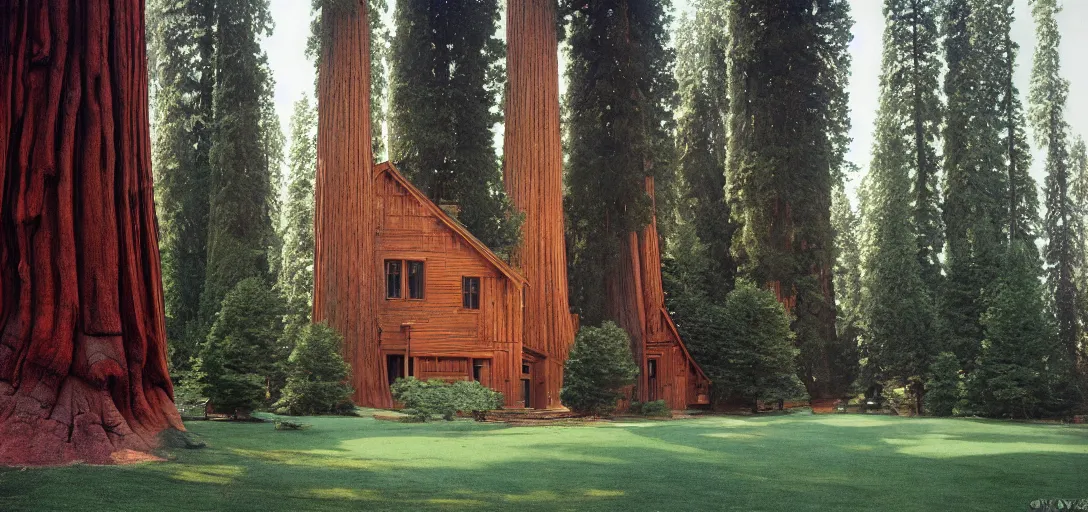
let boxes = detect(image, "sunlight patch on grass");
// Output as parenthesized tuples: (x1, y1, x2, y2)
(503, 490, 561, 502)
(170, 465, 243, 485)
(426, 498, 486, 506)
(230, 449, 386, 470)
(883, 438, 1088, 458)
(811, 417, 894, 428)
(703, 432, 761, 440)
(584, 489, 625, 497)
(307, 488, 379, 501)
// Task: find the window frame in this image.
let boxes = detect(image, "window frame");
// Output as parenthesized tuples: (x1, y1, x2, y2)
(385, 260, 402, 299)
(406, 260, 425, 300)
(462, 276, 481, 310)
(385, 259, 426, 301)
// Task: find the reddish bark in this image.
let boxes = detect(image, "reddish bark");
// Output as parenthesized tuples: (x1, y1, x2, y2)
(0, 0, 183, 465)
(311, 2, 382, 407)
(503, 0, 575, 409)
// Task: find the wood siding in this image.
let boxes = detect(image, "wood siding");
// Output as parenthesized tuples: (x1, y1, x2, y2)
(373, 165, 525, 407)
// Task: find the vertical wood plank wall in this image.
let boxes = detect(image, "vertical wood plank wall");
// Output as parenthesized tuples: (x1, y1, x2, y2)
(312, 4, 384, 407)
(503, 0, 576, 409)
(374, 168, 525, 407)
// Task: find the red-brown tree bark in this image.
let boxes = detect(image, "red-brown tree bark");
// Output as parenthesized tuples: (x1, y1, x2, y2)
(312, 1, 383, 407)
(0, 0, 183, 465)
(503, 0, 575, 409)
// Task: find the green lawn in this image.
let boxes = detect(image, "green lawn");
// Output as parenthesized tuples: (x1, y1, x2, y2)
(1, 412, 1086, 511)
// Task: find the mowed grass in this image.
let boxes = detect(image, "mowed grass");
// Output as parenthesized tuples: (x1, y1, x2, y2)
(1, 412, 1086, 511)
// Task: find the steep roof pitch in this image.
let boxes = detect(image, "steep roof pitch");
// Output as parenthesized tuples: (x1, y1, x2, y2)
(374, 162, 527, 286)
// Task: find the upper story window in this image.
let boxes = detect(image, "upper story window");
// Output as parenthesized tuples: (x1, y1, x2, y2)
(407, 261, 425, 299)
(386, 260, 425, 300)
(462, 277, 481, 310)
(386, 261, 402, 299)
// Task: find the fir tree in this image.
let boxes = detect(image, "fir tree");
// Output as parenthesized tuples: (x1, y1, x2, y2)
(831, 180, 862, 346)
(388, 0, 519, 253)
(564, 0, 677, 325)
(1029, 0, 1082, 370)
(148, 0, 217, 370)
(370, 0, 389, 160)
(861, 20, 940, 408)
(278, 96, 319, 343)
(725, 0, 855, 398)
(1072, 138, 1088, 368)
(274, 323, 355, 416)
(673, 2, 734, 302)
(969, 241, 1074, 418)
(560, 322, 640, 416)
(202, 0, 281, 320)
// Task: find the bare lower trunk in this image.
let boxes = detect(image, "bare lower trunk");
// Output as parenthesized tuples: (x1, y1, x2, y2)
(503, 0, 574, 408)
(0, 0, 183, 465)
(312, 1, 382, 407)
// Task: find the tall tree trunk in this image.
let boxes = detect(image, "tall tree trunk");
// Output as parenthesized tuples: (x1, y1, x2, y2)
(0, 0, 183, 465)
(312, 1, 382, 407)
(503, 0, 573, 408)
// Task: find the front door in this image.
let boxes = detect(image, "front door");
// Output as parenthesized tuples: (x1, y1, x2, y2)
(647, 358, 658, 402)
(521, 360, 532, 408)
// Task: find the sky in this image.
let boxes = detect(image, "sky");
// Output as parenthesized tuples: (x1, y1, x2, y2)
(264, 0, 1088, 203)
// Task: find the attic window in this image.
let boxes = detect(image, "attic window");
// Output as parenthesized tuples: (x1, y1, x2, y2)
(462, 277, 481, 310)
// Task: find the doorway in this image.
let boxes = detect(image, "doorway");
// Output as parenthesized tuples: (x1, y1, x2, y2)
(647, 358, 658, 402)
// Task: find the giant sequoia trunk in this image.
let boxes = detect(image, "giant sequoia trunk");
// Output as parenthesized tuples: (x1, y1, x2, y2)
(0, 0, 183, 465)
(312, 1, 383, 407)
(503, 0, 574, 408)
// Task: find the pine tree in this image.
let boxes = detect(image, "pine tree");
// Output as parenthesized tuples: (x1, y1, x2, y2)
(148, 0, 217, 370)
(970, 241, 1073, 418)
(202, 0, 280, 320)
(278, 96, 319, 343)
(831, 180, 862, 345)
(725, 0, 855, 399)
(1029, 0, 1082, 371)
(1072, 138, 1088, 368)
(388, 0, 519, 253)
(674, 2, 734, 302)
(370, 0, 389, 160)
(861, 18, 940, 408)
(274, 323, 355, 416)
(564, 0, 676, 326)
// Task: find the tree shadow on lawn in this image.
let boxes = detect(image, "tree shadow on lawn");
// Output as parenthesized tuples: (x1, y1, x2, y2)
(0, 415, 1085, 511)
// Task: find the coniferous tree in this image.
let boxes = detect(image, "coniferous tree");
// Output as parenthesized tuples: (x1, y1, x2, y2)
(278, 97, 319, 344)
(969, 241, 1074, 418)
(674, 2, 734, 303)
(388, 0, 519, 253)
(148, 0, 217, 370)
(861, 18, 940, 407)
(202, 0, 281, 320)
(1073, 138, 1088, 368)
(370, 0, 389, 160)
(831, 181, 863, 348)
(725, 0, 855, 398)
(564, 0, 677, 326)
(1029, 0, 1082, 370)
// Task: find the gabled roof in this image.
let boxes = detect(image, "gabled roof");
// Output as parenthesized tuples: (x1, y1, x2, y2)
(374, 162, 527, 287)
(659, 307, 711, 383)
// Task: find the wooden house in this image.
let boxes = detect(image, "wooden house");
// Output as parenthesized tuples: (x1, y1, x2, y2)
(372, 162, 531, 408)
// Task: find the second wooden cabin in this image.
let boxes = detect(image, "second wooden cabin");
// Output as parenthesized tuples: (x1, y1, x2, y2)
(367, 162, 709, 410)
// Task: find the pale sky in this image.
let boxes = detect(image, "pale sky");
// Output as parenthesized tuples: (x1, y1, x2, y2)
(263, 0, 1088, 203)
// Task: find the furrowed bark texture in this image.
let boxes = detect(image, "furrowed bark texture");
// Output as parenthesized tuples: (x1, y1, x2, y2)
(503, 0, 574, 409)
(0, 0, 183, 465)
(312, 2, 383, 407)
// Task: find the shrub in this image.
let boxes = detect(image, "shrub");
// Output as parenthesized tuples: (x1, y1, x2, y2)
(390, 378, 503, 422)
(926, 352, 962, 417)
(629, 400, 671, 417)
(560, 322, 639, 416)
(173, 364, 210, 420)
(200, 277, 284, 417)
(274, 323, 355, 416)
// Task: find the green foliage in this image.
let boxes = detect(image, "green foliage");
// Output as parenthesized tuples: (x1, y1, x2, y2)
(724, 0, 856, 399)
(390, 378, 503, 422)
(200, 277, 285, 417)
(148, 0, 217, 371)
(1029, 0, 1084, 372)
(561, 323, 640, 416)
(274, 324, 354, 416)
(628, 400, 671, 418)
(673, 2, 734, 302)
(387, 0, 520, 255)
(968, 241, 1076, 418)
(370, 0, 389, 160)
(277, 96, 318, 342)
(172, 365, 210, 420)
(832, 180, 863, 349)
(1074, 138, 1088, 370)
(202, 0, 281, 323)
(925, 352, 962, 417)
(564, 0, 677, 324)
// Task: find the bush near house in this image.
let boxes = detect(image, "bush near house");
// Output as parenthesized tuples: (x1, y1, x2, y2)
(561, 322, 640, 416)
(390, 378, 503, 421)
